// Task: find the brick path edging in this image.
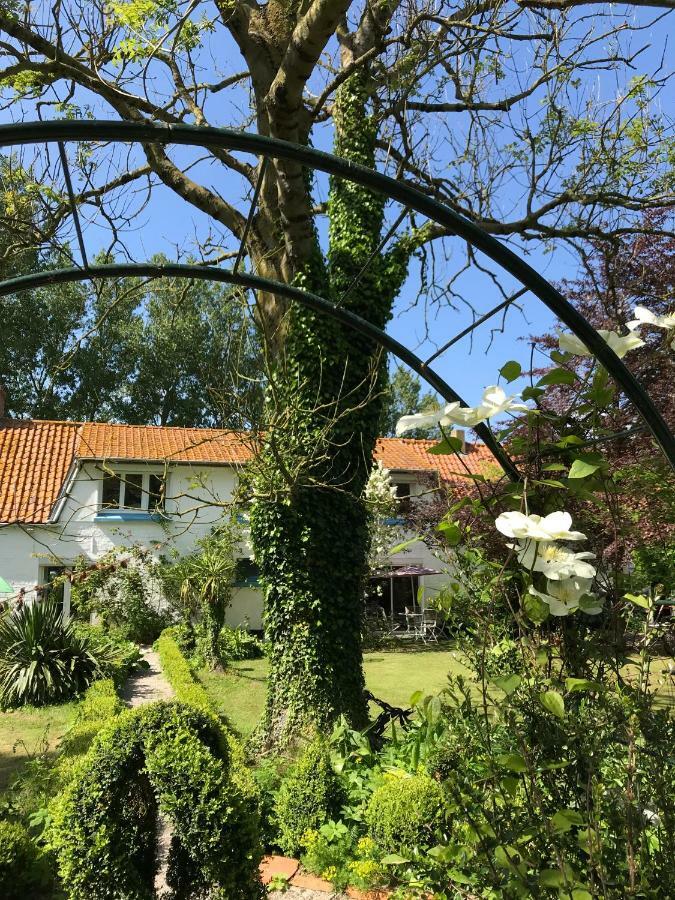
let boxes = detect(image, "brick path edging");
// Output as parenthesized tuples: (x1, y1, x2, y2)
(261, 855, 391, 898)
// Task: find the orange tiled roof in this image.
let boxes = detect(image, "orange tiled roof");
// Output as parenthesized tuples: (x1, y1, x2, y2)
(0, 420, 502, 524)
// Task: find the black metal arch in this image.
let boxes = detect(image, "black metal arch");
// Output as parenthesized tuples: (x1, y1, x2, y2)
(0, 262, 519, 480)
(1, 120, 673, 473)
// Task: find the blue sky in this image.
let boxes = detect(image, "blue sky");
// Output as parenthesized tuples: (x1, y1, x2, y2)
(2, 2, 672, 410)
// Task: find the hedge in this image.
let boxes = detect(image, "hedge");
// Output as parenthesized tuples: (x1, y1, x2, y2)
(49, 702, 263, 900)
(155, 626, 258, 800)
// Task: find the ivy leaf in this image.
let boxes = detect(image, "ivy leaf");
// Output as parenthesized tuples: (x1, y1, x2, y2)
(500, 360, 522, 382)
(539, 690, 565, 719)
(428, 436, 464, 454)
(537, 368, 577, 387)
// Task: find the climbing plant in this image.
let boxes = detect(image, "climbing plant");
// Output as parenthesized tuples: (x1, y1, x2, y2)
(250, 74, 410, 745)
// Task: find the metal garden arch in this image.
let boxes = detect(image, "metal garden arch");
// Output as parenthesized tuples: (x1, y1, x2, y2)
(1, 120, 673, 476)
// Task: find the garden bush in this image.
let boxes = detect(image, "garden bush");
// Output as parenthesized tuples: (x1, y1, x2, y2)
(155, 626, 259, 800)
(0, 599, 101, 707)
(0, 820, 52, 899)
(365, 773, 446, 855)
(71, 547, 171, 643)
(220, 624, 265, 661)
(275, 737, 345, 855)
(72, 621, 144, 687)
(49, 701, 263, 900)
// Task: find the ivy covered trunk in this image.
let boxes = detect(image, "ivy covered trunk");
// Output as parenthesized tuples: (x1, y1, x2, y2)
(250, 75, 408, 747)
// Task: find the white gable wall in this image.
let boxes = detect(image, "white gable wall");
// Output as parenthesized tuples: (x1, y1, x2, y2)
(0, 462, 449, 631)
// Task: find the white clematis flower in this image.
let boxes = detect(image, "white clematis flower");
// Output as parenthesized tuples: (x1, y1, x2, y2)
(529, 577, 598, 617)
(395, 403, 462, 436)
(557, 328, 645, 359)
(395, 386, 529, 436)
(628, 306, 675, 349)
(495, 510, 587, 542)
(511, 540, 596, 580)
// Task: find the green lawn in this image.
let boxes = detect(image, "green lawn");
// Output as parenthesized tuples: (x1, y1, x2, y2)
(0, 701, 78, 791)
(199, 645, 472, 738)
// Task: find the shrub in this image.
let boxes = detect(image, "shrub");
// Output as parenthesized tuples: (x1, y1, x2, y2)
(275, 737, 345, 855)
(365, 774, 446, 854)
(72, 622, 143, 688)
(49, 702, 263, 900)
(220, 624, 265, 661)
(0, 599, 101, 707)
(71, 547, 171, 643)
(0, 820, 52, 899)
(154, 626, 259, 800)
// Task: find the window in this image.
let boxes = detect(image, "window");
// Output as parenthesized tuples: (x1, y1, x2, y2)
(123, 474, 143, 509)
(99, 470, 165, 512)
(234, 558, 261, 586)
(393, 482, 411, 514)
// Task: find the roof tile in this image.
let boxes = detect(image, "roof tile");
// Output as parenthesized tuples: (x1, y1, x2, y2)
(0, 420, 501, 524)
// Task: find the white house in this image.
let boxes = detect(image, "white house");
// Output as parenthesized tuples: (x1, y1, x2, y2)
(0, 417, 498, 630)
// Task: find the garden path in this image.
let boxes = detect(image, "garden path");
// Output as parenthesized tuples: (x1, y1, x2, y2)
(122, 646, 174, 896)
(122, 647, 174, 706)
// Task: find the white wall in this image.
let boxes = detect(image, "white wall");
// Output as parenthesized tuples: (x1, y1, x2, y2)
(0, 463, 449, 631)
(0, 461, 264, 629)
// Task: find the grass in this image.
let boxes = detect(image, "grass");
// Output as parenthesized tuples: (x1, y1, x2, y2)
(0, 701, 78, 791)
(199, 644, 472, 738)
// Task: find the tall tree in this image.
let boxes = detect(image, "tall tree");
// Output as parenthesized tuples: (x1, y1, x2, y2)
(0, 252, 262, 426)
(0, 1, 673, 744)
(379, 366, 439, 438)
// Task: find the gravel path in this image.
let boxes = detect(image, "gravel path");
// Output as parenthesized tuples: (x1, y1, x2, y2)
(268, 891, 346, 899)
(122, 647, 174, 896)
(122, 647, 174, 707)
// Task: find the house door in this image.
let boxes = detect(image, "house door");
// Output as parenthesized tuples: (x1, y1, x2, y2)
(39, 566, 66, 608)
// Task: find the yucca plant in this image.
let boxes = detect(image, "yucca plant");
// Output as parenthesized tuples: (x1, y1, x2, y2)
(0, 599, 100, 707)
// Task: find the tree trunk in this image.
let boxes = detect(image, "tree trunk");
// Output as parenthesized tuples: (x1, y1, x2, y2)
(250, 74, 409, 747)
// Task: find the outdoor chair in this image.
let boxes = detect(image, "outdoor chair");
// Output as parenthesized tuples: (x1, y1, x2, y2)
(420, 610, 441, 643)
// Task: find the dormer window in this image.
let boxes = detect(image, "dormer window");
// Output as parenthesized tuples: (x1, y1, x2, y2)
(101, 471, 165, 511)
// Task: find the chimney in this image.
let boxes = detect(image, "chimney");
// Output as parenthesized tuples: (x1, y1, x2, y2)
(0, 384, 6, 419)
(451, 428, 466, 453)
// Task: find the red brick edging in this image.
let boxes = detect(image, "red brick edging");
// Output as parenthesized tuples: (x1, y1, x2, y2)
(261, 855, 391, 898)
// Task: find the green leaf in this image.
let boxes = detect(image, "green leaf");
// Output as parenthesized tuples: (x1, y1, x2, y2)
(539, 869, 565, 888)
(568, 458, 601, 479)
(500, 360, 522, 382)
(539, 690, 565, 719)
(542, 462, 567, 472)
(428, 436, 464, 454)
(566, 677, 603, 693)
(551, 809, 585, 833)
(496, 753, 528, 773)
(388, 536, 420, 555)
(436, 520, 462, 546)
(491, 674, 522, 696)
(572, 891, 593, 900)
(523, 591, 549, 625)
(381, 853, 410, 865)
(624, 592, 649, 609)
(521, 386, 545, 401)
(537, 368, 577, 387)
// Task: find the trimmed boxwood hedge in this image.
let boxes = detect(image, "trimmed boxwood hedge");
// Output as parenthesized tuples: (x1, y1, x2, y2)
(155, 626, 258, 800)
(49, 701, 263, 900)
